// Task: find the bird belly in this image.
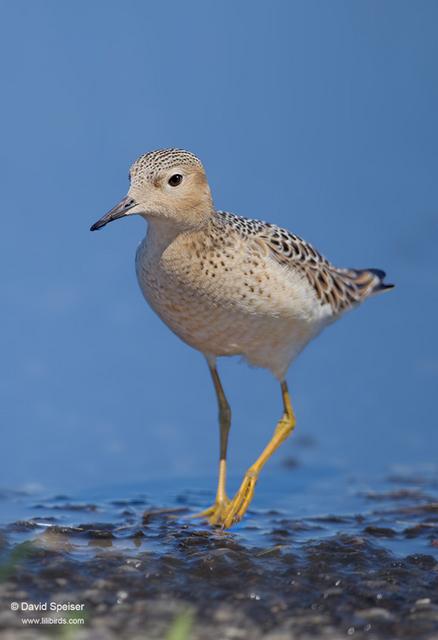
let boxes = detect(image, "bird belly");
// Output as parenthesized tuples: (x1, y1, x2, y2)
(136, 241, 332, 379)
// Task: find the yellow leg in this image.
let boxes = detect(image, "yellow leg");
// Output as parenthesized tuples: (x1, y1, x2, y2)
(191, 360, 232, 525)
(220, 380, 296, 528)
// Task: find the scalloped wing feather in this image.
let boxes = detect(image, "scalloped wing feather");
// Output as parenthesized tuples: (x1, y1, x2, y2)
(216, 211, 393, 315)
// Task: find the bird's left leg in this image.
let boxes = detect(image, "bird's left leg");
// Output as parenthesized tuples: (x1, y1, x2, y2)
(220, 380, 296, 528)
(190, 359, 232, 525)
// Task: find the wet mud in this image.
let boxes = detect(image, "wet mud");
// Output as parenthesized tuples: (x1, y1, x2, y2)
(0, 469, 438, 639)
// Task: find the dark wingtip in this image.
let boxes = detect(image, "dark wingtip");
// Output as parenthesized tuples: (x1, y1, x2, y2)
(90, 221, 105, 232)
(367, 268, 387, 279)
(368, 268, 395, 293)
(378, 282, 395, 292)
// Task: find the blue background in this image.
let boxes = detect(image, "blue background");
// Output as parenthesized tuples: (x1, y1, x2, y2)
(0, 0, 437, 493)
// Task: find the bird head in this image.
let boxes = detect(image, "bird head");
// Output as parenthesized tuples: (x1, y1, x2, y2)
(90, 148, 213, 233)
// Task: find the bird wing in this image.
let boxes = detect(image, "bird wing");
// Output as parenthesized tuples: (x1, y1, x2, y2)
(216, 211, 393, 314)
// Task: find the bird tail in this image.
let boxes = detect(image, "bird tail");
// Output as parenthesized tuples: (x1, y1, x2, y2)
(349, 268, 395, 299)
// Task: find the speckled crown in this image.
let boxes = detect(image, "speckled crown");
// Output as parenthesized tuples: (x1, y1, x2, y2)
(130, 148, 203, 181)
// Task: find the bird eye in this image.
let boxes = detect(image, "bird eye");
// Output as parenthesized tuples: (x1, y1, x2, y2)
(168, 174, 183, 187)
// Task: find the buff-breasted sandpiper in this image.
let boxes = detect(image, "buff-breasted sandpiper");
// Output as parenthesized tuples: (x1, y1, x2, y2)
(91, 148, 393, 528)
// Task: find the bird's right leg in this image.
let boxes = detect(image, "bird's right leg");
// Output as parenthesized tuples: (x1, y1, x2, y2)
(220, 380, 296, 528)
(191, 358, 231, 525)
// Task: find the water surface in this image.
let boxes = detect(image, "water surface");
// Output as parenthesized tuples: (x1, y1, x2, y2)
(1, 462, 437, 639)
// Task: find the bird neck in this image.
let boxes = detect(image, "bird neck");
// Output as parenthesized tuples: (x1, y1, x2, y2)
(144, 211, 211, 256)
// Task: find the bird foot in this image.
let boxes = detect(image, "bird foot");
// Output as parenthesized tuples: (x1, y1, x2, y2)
(217, 470, 258, 528)
(190, 497, 232, 526)
(190, 470, 258, 528)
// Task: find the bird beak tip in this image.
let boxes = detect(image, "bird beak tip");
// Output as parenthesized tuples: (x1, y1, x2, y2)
(90, 195, 137, 234)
